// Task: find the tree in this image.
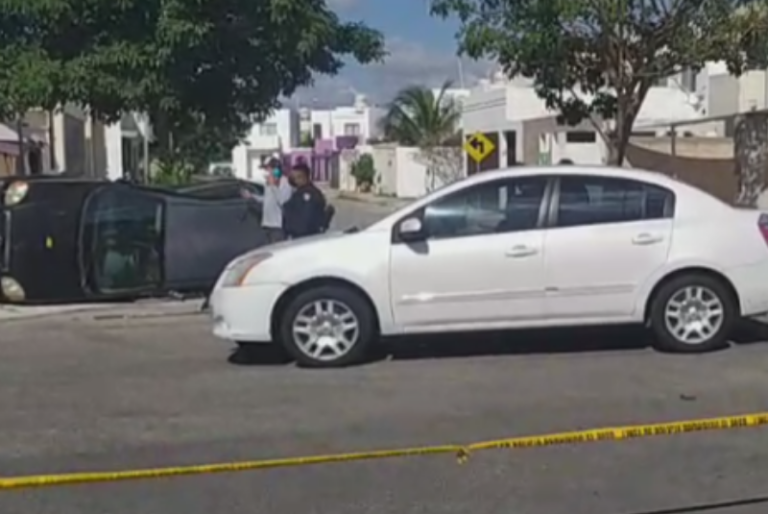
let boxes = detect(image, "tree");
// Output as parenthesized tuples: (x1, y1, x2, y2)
(0, 0, 385, 172)
(431, 0, 768, 165)
(380, 82, 461, 146)
(380, 82, 464, 191)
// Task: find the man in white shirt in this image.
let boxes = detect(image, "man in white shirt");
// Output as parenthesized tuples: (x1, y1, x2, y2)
(243, 157, 292, 243)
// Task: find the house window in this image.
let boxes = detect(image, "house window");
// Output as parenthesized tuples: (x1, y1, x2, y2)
(565, 131, 596, 143)
(343, 123, 361, 136)
(313, 123, 322, 139)
(259, 123, 277, 136)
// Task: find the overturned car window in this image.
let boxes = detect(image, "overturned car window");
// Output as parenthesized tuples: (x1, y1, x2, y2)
(80, 186, 164, 294)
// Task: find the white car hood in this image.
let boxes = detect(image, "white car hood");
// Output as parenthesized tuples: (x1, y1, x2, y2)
(235, 231, 349, 261)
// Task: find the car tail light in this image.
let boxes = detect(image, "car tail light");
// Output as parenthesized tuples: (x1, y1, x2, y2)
(758, 213, 768, 246)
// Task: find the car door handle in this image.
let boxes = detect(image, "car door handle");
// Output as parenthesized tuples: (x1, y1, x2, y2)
(632, 233, 664, 245)
(505, 245, 538, 257)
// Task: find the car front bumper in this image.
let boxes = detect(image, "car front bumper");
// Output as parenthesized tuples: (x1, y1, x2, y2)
(209, 283, 287, 343)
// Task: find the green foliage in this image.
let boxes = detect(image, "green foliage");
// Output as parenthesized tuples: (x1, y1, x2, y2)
(300, 132, 315, 148)
(351, 153, 376, 186)
(379, 81, 461, 148)
(150, 111, 243, 174)
(0, 0, 385, 164)
(148, 159, 194, 186)
(431, 0, 768, 164)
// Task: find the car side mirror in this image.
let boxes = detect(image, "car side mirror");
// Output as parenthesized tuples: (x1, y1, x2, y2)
(398, 216, 425, 241)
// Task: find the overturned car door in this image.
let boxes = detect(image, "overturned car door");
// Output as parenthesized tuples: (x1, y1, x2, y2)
(162, 193, 267, 293)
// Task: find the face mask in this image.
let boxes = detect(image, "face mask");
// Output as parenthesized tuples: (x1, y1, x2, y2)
(272, 169, 281, 178)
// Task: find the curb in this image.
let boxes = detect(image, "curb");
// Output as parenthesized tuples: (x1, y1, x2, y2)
(0, 305, 114, 321)
(0, 299, 206, 322)
(91, 309, 204, 321)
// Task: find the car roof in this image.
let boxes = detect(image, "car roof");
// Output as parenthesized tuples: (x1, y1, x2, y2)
(465, 165, 681, 189)
(368, 164, 730, 231)
(448, 165, 728, 206)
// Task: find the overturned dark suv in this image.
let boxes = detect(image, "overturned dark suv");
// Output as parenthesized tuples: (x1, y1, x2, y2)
(0, 175, 266, 303)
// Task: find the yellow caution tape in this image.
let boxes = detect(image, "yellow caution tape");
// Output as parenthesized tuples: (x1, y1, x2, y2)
(466, 412, 768, 451)
(2, 412, 767, 490)
(0, 445, 462, 490)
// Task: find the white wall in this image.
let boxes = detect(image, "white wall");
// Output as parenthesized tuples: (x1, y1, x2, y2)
(104, 112, 151, 180)
(548, 132, 602, 165)
(349, 145, 463, 198)
(105, 123, 123, 180)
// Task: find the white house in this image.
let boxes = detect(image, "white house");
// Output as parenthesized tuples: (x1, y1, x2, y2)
(231, 108, 300, 180)
(690, 62, 768, 135)
(461, 76, 707, 169)
(302, 95, 386, 143)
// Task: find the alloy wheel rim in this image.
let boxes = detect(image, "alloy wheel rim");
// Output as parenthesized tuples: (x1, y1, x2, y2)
(663, 286, 724, 345)
(291, 299, 360, 361)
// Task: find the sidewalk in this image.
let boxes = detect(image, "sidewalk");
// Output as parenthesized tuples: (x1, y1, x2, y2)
(322, 187, 412, 209)
(0, 298, 205, 322)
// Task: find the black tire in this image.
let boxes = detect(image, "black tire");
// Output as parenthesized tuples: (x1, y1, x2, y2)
(276, 285, 376, 368)
(648, 273, 737, 353)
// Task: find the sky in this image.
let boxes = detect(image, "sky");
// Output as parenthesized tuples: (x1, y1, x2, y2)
(291, 0, 494, 108)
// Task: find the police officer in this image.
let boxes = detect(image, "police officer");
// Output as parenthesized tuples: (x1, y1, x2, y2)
(283, 162, 327, 238)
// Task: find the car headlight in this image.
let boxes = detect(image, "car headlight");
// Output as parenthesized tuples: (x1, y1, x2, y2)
(4, 181, 28, 206)
(1, 276, 25, 301)
(221, 253, 272, 287)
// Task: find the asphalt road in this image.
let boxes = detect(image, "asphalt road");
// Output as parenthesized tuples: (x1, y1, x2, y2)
(3, 313, 768, 514)
(328, 196, 401, 231)
(4, 199, 768, 514)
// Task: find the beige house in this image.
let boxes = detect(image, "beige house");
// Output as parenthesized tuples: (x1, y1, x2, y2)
(1, 105, 108, 177)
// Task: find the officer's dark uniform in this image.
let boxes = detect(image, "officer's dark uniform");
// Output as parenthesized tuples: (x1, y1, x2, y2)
(282, 183, 327, 238)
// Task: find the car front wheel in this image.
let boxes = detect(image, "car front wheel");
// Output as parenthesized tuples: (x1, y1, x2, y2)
(277, 285, 376, 368)
(649, 274, 737, 353)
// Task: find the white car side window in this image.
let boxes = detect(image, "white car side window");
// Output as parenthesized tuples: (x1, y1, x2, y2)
(423, 177, 548, 239)
(556, 175, 673, 228)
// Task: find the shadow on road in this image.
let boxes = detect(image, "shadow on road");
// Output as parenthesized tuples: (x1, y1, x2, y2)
(228, 345, 292, 366)
(227, 320, 768, 367)
(621, 494, 768, 514)
(384, 325, 650, 362)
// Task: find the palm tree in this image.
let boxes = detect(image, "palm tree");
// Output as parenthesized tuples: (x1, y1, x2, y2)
(379, 81, 461, 147)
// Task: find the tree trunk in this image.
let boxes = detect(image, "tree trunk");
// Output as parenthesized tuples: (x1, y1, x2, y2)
(607, 103, 639, 166)
(606, 83, 652, 167)
(734, 111, 768, 207)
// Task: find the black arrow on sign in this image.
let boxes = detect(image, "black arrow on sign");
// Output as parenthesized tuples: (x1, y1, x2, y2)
(469, 138, 485, 154)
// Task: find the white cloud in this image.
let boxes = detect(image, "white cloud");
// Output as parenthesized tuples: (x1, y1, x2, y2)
(371, 37, 490, 91)
(292, 37, 493, 107)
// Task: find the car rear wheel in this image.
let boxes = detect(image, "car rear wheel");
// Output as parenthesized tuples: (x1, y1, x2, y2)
(277, 285, 376, 368)
(648, 274, 737, 353)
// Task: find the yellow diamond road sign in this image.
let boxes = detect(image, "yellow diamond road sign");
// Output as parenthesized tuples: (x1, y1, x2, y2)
(464, 132, 495, 163)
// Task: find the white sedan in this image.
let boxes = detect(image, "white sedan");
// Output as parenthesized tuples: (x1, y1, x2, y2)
(208, 165, 768, 367)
